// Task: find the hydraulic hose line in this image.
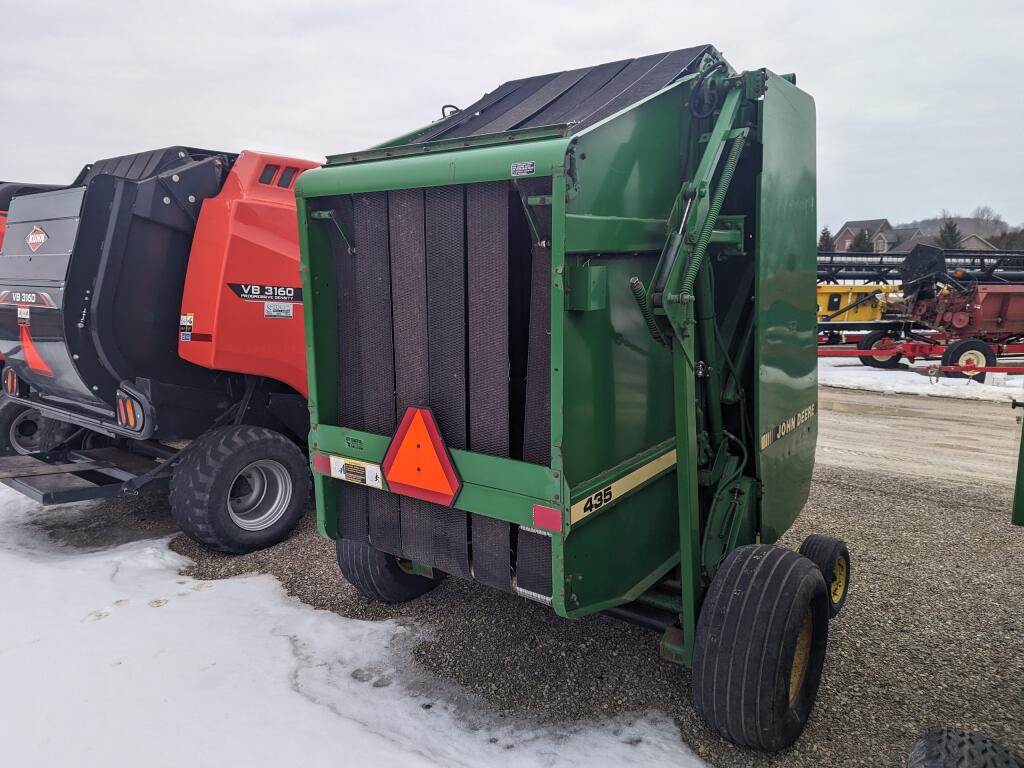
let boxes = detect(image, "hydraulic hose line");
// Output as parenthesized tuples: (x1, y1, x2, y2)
(680, 135, 746, 300)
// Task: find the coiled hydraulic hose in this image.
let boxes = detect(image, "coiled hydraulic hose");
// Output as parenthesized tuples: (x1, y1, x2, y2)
(679, 135, 746, 299)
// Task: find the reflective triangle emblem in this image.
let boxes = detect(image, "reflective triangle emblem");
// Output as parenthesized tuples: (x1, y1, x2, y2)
(382, 406, 461, 507)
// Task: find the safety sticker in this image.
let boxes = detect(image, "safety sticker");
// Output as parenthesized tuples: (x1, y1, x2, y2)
(17, 306, 30, 326)
(264, 301, 293, 319)
(228, 283, 302, 303)
(511, 161, 536, 177)
(329, 456, 383, 489)
(179, 312, 194, 342)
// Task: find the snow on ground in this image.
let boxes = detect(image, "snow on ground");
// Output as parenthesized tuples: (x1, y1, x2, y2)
(819, 358, 1024, 402)
(0, 487, 703, 768)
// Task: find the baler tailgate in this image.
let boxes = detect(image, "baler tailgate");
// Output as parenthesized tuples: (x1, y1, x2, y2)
(320, 175, 555, 596)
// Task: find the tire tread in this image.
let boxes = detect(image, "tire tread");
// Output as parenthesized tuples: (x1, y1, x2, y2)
(169, 425, 309, 554)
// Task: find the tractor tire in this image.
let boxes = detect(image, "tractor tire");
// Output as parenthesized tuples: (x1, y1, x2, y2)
(169, 425, 310, 554)
(336, 538, 445, 603)
(907, 727, 1024, 768)
(799, 534, 851, 619)
(692, 544, 829, 751)
(858, 330, 902, 369)
(0, 399, 60, 455)
(941, 338, 996, 383)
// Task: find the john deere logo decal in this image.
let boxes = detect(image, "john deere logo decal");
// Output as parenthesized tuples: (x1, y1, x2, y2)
(25, 226, 48, 253)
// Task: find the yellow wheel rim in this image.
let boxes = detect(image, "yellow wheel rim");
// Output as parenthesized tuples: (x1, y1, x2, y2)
(830, 555, 848, 605)
(789, 608, 812, 705)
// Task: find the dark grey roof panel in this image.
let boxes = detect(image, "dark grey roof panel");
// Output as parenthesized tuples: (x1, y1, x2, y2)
(72, 146, 236, 186)
(0, 183, 63, 211)
(402, 45, 711, 146)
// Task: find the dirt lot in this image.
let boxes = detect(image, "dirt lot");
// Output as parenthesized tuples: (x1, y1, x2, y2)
(44, 386, 1024, 766)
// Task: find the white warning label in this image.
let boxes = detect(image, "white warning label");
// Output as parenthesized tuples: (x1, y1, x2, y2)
(264, 301, 294, 319)
(511, 161, 536, 177)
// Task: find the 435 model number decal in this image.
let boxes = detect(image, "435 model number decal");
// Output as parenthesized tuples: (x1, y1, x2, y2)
(581, 487, 613, 515)
(569, 449, 677, 525)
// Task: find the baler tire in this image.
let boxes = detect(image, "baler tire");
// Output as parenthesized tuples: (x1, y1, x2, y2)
(858, 330, 902, 369)
(0, 399, 50, 456)
(798, 534, 851, 619)
(692, 544, 829, 751)
(941, 338, 996, 383)
(907, 727, 1024, 768)
(336, 538, 445, 604)
(169, 425, 309, 554)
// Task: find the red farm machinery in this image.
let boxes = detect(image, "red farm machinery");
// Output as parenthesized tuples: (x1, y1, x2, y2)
(817, 245, 1024, 381)
(0, 147, 319, 553)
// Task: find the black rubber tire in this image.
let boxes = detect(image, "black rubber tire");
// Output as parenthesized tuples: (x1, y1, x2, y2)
(692, 544, 830, 751)
(799, 534, 851, 619)
(336, 538, 444, 603)
(169, 425, 310, 554)
(908, 727, 1024, 768)
(941, 338, 997, 383)
(858, 330, 902, 368)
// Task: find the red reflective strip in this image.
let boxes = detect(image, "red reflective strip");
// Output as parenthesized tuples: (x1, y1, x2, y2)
(117, 398, 127, 425)
(532, 504, 562, 532)
(312, 453, 331, 474)
(19, 325, 53, 376)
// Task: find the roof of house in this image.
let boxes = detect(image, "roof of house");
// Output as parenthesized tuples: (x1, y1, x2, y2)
(888, 233, 931, 253)
(888, 226, 921, 242)
(958, 233, 997, 250)
(837, 219, 890, 240)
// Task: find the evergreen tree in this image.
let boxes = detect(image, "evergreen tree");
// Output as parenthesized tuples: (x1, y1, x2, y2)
(818, 225, 835, 252)
(850, 229, 873, 252)
(935, 218, 962, 249)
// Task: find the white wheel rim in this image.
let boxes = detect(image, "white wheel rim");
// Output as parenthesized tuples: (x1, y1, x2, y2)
(957, 349, 986, 371)
(871, 339, 897, 362)
(227, 460, 292, 531)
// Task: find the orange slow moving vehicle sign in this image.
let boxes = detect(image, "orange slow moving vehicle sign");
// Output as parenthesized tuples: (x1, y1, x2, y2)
(382, 407, 462, 506)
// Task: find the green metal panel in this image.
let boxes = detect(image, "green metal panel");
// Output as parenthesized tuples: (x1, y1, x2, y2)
(754, 72, 818, 543)
(568, 79, 691, 244)
(297, 195, 341, 540)
(560, 255, 675, 484)
(295, 138, 571, 198)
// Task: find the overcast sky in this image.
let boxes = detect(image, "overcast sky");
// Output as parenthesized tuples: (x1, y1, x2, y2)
(2, 0, 1021, 230)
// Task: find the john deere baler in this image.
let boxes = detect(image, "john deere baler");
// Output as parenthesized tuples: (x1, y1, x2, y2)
(298, 47, 846, 751)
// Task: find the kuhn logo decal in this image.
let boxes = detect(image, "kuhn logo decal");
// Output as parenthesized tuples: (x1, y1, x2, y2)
(25, 226, 48, 253)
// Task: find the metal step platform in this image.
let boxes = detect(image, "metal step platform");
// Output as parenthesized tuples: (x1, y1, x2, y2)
(0, 446, 171, 505)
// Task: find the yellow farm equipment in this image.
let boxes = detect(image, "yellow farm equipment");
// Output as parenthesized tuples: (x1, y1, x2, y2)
(817, 284, 899, 324)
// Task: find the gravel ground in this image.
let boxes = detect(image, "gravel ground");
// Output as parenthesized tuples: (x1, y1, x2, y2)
(39, 387, 1024, 766)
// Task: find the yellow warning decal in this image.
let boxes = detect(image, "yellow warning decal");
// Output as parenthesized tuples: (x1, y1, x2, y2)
(328, 455, 383, 489)
(570, 449, 677, 525)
